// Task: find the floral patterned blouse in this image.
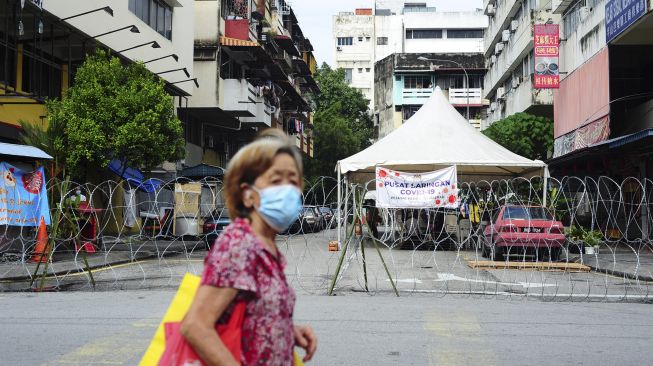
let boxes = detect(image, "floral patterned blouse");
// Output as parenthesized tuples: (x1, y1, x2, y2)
(200, 218, 296, 365)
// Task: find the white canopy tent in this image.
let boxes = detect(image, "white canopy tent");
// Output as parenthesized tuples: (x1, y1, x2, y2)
(335, 87, 548, 245)
(338, 87, 546, 180)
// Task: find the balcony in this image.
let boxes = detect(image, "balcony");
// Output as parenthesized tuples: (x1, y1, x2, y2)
(224, 19, 250, 41)
(221, 79, 257, 117)
(448, 88, 483, 106)
(240, 99, 272, 128)
(395, 87, 434, 106)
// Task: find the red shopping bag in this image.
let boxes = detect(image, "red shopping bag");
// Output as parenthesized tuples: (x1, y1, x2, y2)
(158, 301, 246, 366)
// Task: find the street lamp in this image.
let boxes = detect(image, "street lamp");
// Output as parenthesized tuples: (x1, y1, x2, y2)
(156, 68, 190, 78)
(118, 41, 160, 53)
(144, 54, 179, 64)
(417, 56, 470, 122)
(61, 6, 113, 21)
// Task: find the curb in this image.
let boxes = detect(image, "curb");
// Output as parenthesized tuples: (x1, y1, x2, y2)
(1, 251, 159, 282)
(587, 265, 653, 282)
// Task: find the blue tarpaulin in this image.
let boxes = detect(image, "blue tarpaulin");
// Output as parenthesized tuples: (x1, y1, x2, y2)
(0, 162, 51, 226)
(108, 159, 162, 193)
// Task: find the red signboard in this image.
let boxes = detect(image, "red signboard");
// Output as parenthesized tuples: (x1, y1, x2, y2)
(533, 24, 560, 89)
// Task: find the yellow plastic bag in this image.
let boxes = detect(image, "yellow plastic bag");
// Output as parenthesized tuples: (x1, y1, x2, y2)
(140, 273, 306, 366)
(140, 273, 201, 366)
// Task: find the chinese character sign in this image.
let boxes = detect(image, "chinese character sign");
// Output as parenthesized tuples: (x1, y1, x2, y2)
(605, 0, 647, 43)
(0, 163, 51, 226)
(533, 24, 560, 89)
(376, 166, 459, 209)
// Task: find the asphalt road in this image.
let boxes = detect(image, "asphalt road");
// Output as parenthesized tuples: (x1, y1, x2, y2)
(1, 291, 652, 366)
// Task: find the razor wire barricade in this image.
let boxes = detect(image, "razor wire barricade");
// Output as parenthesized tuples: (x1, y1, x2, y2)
(0, 176, 652, 301)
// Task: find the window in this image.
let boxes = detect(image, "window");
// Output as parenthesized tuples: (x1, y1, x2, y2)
(402, 105, 421, 121)
(447, 29, 484, 38)
(365, 36, 371, 41)
(344, 68, 353, 84)
(366, 68, 371, 72)
(358, 68, 363, 73)
(405, 29, 442, 39)
(358, 37, 363, 42)
(403, 75, 432, 89)
(377, 36, 388, 45)
(337, 37, 353, 46)
(128, 0, 173, 40)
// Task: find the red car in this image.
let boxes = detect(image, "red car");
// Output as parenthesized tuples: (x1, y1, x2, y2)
(482, 205, 565, 261)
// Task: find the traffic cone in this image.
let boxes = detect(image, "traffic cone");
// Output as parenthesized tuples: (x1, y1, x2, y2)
(30, 217, 49, 263)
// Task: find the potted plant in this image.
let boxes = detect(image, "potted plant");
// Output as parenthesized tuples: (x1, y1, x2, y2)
(582, 230, 602, 255)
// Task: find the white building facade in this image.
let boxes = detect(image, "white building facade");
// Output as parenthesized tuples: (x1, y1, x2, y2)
(482, 0, 560, 128)
(333, 1, 487, 115)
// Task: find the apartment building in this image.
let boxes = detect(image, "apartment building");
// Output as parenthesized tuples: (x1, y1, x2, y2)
(333, 1, 487, 135)
(548, 0, 653, 181)
(375, 53, 486, 138)
(482, 0, 560, 128)
(0, 0, 194, 145)
(186, 0, 318, 167)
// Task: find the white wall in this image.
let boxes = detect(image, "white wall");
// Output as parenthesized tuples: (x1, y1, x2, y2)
(44, 0, 195, 96)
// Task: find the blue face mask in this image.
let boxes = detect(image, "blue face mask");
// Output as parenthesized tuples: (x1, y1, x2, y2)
(252, 184, 302, 232)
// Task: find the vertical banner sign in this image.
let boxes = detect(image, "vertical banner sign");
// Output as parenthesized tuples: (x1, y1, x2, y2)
(376, 166, 459, 209)
(0, 163, 51, 226)
(605, 0, 647, 43)
(533, 24, 560, 89)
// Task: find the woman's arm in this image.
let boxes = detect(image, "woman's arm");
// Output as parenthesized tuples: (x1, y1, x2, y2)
(180, 285, 239, 366)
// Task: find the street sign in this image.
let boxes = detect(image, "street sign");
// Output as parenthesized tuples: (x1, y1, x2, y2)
(533, 24, 560, 89)
(605, 0, 647, 43)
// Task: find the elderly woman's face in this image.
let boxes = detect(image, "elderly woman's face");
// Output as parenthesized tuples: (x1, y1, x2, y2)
(254, 153, 300, 190)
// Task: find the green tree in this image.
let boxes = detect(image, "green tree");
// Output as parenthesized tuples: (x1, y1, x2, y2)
(482, 112, 553, 160)
(305, 102, 361, 179)
(305, 64, 373, 180)
(45, 50, 184, 179)
(312, 63, 374, 147)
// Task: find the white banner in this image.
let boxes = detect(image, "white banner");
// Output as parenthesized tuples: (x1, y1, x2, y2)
(375, 166, 459, 209)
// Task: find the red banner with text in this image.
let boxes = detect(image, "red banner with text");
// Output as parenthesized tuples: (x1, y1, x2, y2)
(534, 24, 560, 89)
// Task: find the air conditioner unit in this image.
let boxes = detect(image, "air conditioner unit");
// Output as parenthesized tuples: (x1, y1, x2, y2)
(497, 87, 506, 99)
(490, 102, 497, 111)
(512, 78, 520, 89)
(495, 42, 504, 55)
(491, 55, 497, 64)
(336, 46, 342, 51)
(486, 4, 495, 16)
(510, 20, 519, 32)
(579, 6, 590, 21)
(502, 30, 511, 43)
(207, 135, 214, 148)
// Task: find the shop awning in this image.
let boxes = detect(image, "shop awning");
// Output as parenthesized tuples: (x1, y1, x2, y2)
(219, 36, 260, 47)
(180, 164, 225, 179)
(0, 142, 52, 160)
(274, 35, 300, 57)
(595, 128, 653, 149)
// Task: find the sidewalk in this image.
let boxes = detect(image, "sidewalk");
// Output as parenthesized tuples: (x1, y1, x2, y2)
(574, 245, 653, 282)
(0, 236, 212, 283)
(0, 250, 157, 282)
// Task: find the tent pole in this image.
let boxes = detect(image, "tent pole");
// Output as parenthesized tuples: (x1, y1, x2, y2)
(543, 166, 550, 207)
(337, 165, 342, 248)
(344, 177, 349, 240)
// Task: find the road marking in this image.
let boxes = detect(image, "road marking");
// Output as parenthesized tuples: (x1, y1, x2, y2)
(43, 326, 149, 366)
(435, 273, 558, 288)
(424, 311, 496, 366)
(384, 278, 423, 284)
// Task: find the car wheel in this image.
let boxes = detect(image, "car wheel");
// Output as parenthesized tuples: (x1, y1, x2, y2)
(490, 245, 504, 261)
(550, 247, 562, 262)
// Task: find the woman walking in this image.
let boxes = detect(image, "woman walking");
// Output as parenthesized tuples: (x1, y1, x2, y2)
(181, 129, 317, 365)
